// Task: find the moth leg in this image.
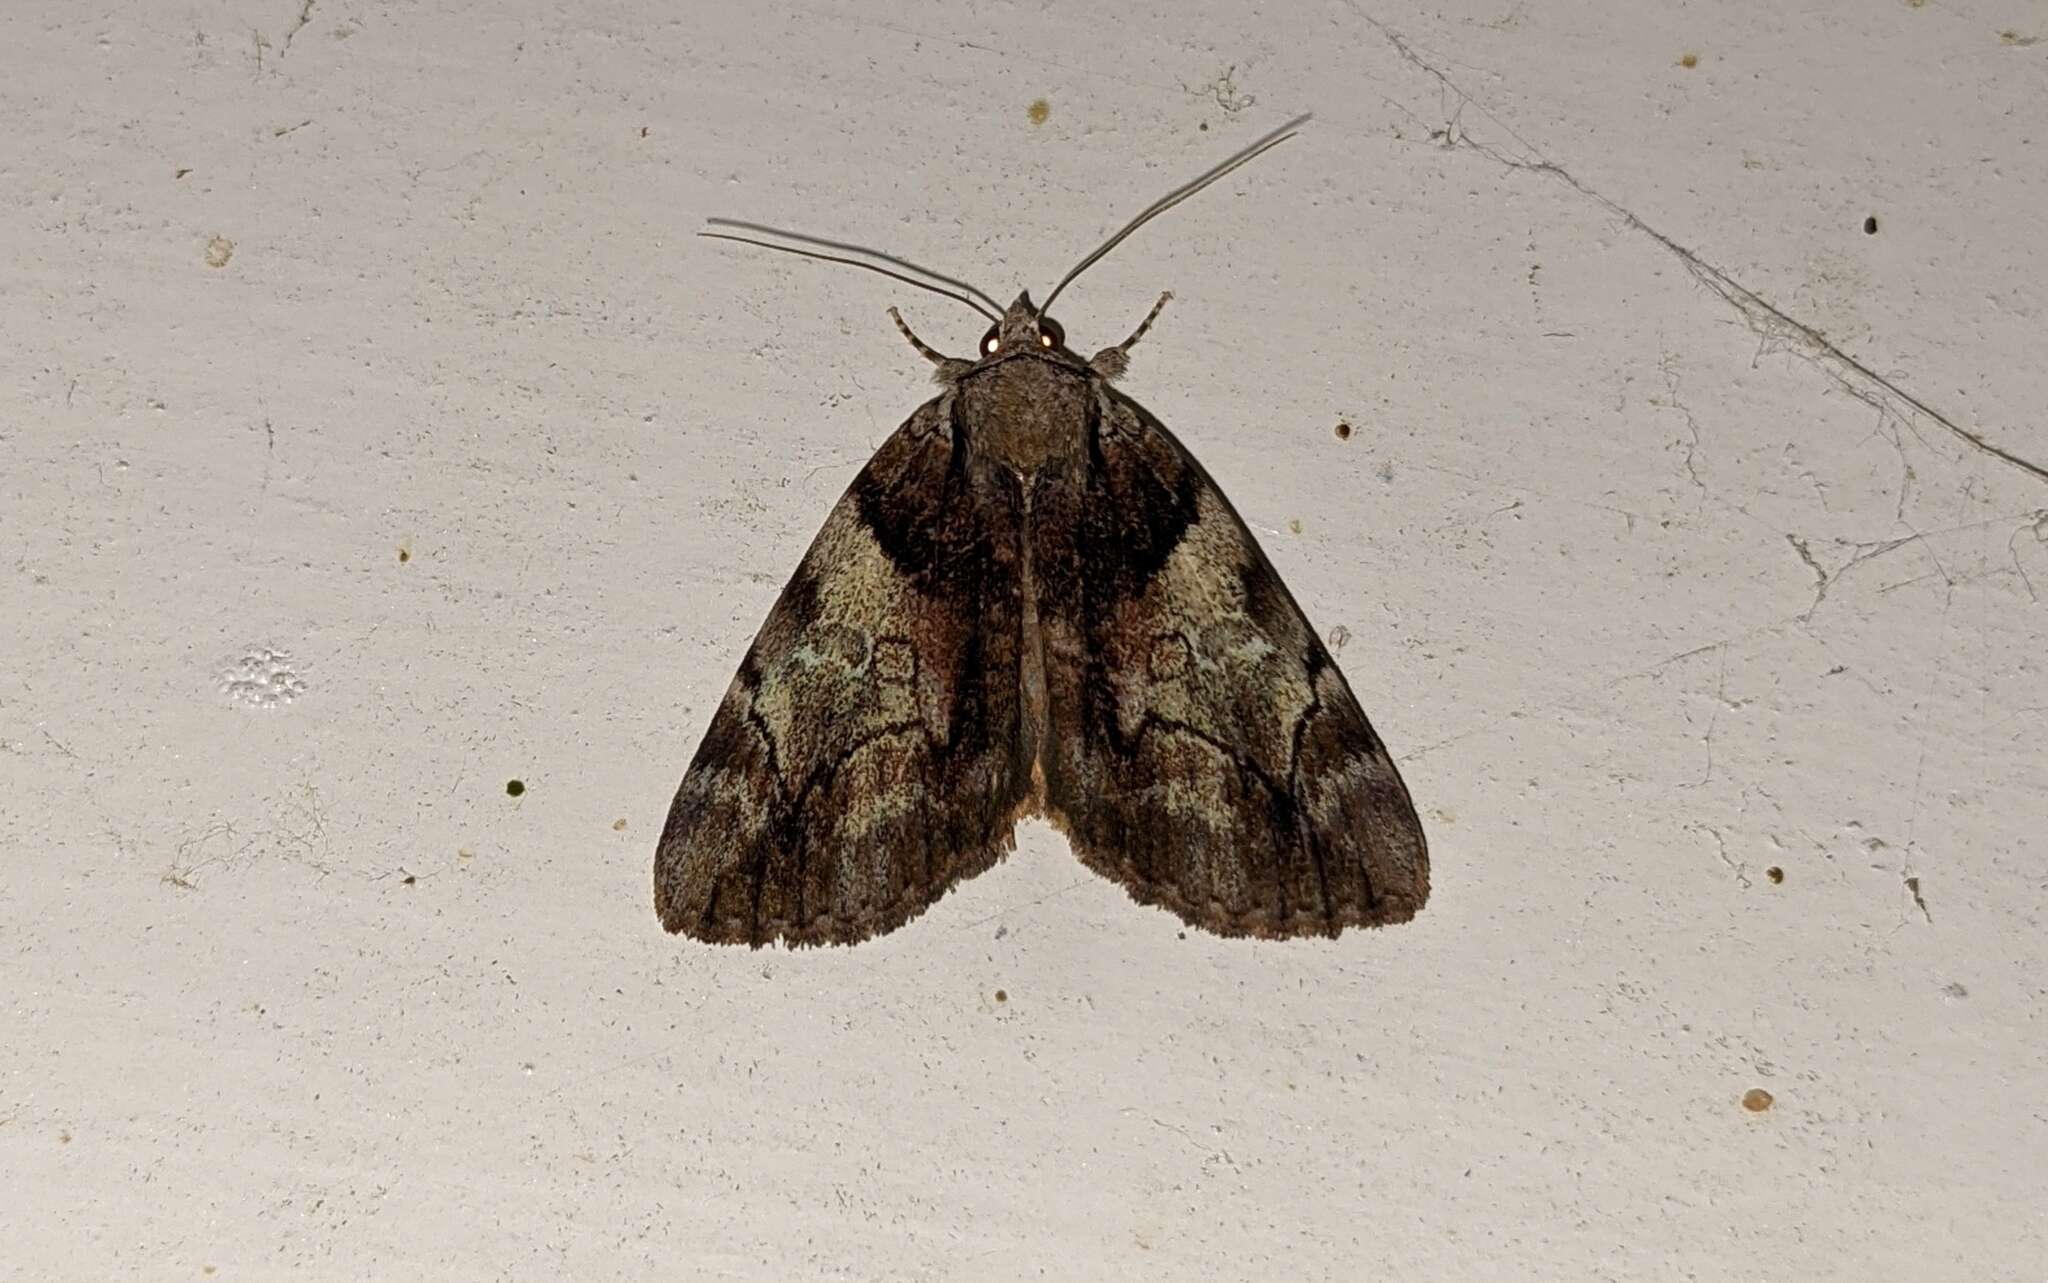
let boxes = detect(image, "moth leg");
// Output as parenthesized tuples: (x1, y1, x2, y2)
(888, 307, 975, 382)
(1087, 291, 1173, 382)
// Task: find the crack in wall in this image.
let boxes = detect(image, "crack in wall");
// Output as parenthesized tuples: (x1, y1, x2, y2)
(1784, 530, 1930, 620)
(1658, 353, 1707, 506)
(1345, 3, 2048, 490)
(1684, 644, 1733, 789)
(282, 0, 315, 52)
(1694, 822, 1752, 888)
(2009, 509, 2048, 602)
(1786, 534, 1830, 618)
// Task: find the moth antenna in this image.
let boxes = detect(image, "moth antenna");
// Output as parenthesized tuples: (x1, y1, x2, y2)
(1088, 291, 1172, 382)
(701, 218, 1004, 322)
(1038, 113, 1312, 317)
(889, 307, 975, 382)
(887, 306, 946, 364)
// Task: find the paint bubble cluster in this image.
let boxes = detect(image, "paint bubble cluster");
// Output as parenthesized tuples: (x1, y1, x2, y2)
(220, 646, 305, 707)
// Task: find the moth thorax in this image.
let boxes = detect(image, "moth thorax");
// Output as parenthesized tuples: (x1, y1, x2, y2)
(957, 358, 1091, 476)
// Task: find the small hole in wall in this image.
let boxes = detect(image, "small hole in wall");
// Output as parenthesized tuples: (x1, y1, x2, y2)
(1863, 215, 1879, 235)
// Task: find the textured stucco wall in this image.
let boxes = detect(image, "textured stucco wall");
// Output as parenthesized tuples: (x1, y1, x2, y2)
(3, 2, 2043, 1278)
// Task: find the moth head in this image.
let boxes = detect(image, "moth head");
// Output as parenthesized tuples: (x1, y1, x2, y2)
(981, 291, 1065, 358)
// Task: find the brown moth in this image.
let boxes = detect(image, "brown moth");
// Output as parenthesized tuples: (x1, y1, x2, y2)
(657, 115, 1428, 947)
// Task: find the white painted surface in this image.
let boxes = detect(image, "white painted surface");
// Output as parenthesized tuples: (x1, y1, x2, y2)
(3, 2, 2043, 1278)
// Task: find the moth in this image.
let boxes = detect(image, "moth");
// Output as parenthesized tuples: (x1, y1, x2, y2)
(656, 115, 1428, 947)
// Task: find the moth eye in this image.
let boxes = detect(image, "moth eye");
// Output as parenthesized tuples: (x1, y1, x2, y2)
(1039, 318, 1065, 349)
(1039, 333, 1054, 348)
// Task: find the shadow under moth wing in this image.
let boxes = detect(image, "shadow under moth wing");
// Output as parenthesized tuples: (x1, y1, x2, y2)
(653, 399, 1035, 946)
(1029, 388, 1428, 938)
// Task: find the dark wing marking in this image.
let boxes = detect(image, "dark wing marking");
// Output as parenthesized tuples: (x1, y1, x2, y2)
(654, 399, 1034, 946)
(1028, 387, 1429, 938)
